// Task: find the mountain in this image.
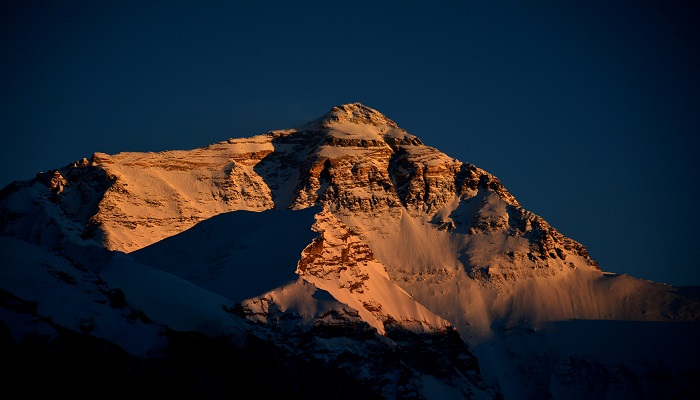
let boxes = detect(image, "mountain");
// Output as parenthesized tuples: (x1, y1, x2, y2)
(1, 103, 698, 399)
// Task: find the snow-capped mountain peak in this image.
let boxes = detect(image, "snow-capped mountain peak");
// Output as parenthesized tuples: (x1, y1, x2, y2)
(1, 103, 698, 400)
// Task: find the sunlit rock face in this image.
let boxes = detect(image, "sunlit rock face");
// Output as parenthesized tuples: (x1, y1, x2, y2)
(0, 102, 599, 284)
(1, 103, 698, 400)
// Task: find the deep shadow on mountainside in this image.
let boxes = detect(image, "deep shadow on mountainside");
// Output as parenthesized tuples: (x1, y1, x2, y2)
(0, 291, 380, 400)
(1, 286, 493, 400)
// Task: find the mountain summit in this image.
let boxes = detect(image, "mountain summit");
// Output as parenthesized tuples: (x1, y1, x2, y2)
(312, 102, 399, 127)
(1, 103, 698, 399)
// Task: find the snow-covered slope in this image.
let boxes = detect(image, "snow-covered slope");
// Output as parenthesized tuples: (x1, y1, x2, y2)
(0, 236, 166, 356)
(1, 103, 698, 399)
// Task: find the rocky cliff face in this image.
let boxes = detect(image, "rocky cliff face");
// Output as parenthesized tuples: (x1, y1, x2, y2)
(0, 103, 597, 275)
(1, 103, 599, 286)
(1, 103, 698, 400)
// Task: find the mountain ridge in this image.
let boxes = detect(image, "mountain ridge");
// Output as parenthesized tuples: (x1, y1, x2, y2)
(1, 103, 698, 399)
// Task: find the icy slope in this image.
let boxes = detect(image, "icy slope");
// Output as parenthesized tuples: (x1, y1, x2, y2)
(0, 236, 166, 356)
(130, 207, 319, 302)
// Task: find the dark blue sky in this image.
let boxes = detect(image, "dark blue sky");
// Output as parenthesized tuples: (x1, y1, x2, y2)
(2, 1, 699, 286)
